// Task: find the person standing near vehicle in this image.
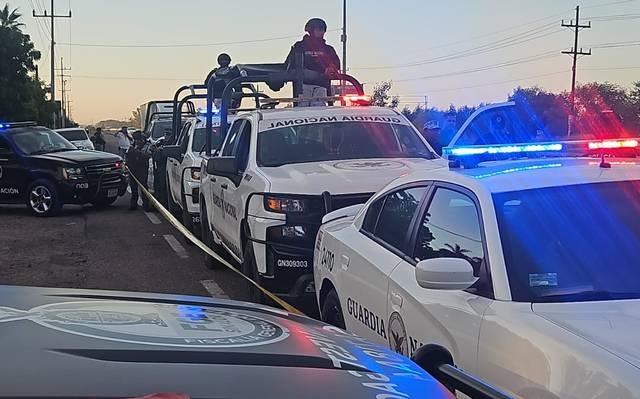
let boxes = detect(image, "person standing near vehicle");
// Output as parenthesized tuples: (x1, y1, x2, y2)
(116, 126, 132, 158)
(126, 131, 152, 211)
(285, 18, 340, 106)
(91, 127, 106, 151)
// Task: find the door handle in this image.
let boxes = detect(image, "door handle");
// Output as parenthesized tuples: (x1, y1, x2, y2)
(391, 292, 403, 308)
(340, 254, 350, 271)
(221, 183, 228, 190)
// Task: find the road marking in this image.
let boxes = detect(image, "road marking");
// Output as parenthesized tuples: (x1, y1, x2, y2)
(145, 212, 162, 225)
(201, 279, 229, 299)
(163, 234, 189, 259)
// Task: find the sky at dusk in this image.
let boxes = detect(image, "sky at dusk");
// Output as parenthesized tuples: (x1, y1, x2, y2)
(11, 0, 640, 124)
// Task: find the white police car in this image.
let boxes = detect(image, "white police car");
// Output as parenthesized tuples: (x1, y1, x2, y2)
(314, 103, 640, 398)
(163, 113, 227, 234)
(199, 102, 445, 304)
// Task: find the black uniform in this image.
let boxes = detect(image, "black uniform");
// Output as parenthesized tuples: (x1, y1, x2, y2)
(91, 132, 106, 151)
(126, 140, 152, 210)
(284, 34, 340, 92)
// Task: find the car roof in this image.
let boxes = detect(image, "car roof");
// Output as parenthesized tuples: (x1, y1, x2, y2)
(395, 157, 640, 193)
(54, 127, 86, 132)
(0, 125, 52, 138)
(256, 105, 402, 121)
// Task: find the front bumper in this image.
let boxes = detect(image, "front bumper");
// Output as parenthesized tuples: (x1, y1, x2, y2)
(59, 172, 128, 204)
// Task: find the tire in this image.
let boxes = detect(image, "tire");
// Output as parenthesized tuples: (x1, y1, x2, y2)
(321, 289, 346, 329)
(26, 179, 62, 217)
(165, 175, 180, 216)
(242, 242, 266, 304)
(91, 195, 118, 208)
(200, 205, 225, 270)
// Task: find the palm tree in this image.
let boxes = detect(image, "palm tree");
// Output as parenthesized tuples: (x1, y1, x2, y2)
(444, 243, 471, 257)
(0, 4, 24, 30)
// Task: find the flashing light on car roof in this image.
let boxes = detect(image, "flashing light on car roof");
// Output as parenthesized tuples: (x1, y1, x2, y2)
(443, 143, 564, 157)
(588, 139, 638, 150)
(0, 121, 37, 130)
(343, 95, 371, 106)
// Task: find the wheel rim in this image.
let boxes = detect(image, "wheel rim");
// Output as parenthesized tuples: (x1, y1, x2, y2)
(29, 185, 52, 214)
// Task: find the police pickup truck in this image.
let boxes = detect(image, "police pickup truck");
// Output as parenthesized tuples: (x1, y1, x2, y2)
(163, 113, 227, 234)
(199, 103, 445, 304)
(0, 122, 127, 216)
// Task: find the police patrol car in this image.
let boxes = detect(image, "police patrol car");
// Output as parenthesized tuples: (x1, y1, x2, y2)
(199, 103, 445, 304)
(163, 113, 229, 234)
(314, 102, 640, 398)
(0, 122, 127, 216)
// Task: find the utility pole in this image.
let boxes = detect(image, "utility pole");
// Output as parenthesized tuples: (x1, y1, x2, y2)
(57, 57, 72, 128)
(341, 0, 347, 75)
(561, 5, 591, 136)
(33, 1, 72, 129)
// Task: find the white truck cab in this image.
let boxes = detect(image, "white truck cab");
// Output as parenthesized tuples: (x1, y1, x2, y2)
(165, 114, 226, 234)
(199, 105, 446, 304)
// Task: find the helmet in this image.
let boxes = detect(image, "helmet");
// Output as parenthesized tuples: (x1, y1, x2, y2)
(217, 53, 231, 65)
(305, 18, 327, 33)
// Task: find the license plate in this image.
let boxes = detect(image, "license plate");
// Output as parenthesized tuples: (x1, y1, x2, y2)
(107, 189, 118, 197)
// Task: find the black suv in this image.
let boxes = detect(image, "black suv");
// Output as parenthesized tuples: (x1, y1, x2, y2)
(0, 122, 128, 216)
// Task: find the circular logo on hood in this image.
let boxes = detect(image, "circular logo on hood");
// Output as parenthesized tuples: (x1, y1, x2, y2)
(0, 301, 289, 348)
(333, 160, 406, 171)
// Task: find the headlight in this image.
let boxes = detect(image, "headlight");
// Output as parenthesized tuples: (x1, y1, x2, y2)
(282, 225, 307, 238)
(62, 167, 84, 180)
(267, 225, 310, 242)
(115, 161, 125, 172)
(190, 168, 201, 181)
(265, 196, 307, 213)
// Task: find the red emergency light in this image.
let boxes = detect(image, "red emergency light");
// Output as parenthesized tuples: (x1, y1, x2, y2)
(342, 95, 371, 106)
(588, 139, 639, 150)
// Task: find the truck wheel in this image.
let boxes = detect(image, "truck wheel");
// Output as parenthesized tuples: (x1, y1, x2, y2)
(27, 180, 62, 217)
(321, 289, 346, 329)
(165, 176, 180, 216)
(91, 195, 118, 208)
(243, 242, 266, 304)
(200, 205, 225, 270)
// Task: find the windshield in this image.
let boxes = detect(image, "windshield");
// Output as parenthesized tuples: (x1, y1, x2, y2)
(454, 104, 553, 147)
(12, 128, 77, 155)
(57, 129, 88, 141)
(150, 119, 173, 139)
(192, 126, 224, 152)
(494, 180, 640, 303)
(257, 122, 434, 167)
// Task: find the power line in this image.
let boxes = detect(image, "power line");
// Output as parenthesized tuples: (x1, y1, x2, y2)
(58, 29, 339, 48)
(353, 23, 562, 70)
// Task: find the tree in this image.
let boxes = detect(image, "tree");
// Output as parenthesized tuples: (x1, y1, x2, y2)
(0, 3, 53, 125)
(509, 86, 569, 137)
(371, 81, 399, 108)
(0, 4, 22, 29)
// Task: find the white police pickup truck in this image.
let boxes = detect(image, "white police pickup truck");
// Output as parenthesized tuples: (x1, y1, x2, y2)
(314, 102, 640, 398)
(163, 114, 226, 234)
(198, 105, 445, 304)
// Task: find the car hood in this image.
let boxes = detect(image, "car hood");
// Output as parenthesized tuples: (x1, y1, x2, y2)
(0, 285, 451, 398)
(533, 300, 640, 368)
(31, 150, 121, 164)
(261, 157, 447, 195)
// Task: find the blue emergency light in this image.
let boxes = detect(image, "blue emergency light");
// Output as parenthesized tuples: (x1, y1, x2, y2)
(443, 143, 564, 157)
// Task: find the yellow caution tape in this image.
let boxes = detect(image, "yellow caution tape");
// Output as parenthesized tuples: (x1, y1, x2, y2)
(127, 169, 305, 316)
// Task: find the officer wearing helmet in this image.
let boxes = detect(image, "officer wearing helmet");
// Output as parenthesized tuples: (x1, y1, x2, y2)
(205, 52, 242, 108)
(126, 131, 152, 211)
(285, 18, 340, 106)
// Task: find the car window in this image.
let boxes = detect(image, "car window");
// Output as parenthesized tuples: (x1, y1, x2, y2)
(235, 121, 251, 171)
(362, 197, 384, 234)
(177, 122, 191, 145)
(222, 120, 245, 157)
(414, 187, 491, 296)
(57, 129, 88, 141)
(373, 186, 428, 252)
(179, 125, 191, 155)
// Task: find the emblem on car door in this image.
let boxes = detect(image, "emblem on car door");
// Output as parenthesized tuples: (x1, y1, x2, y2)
(388, 312, 409, 356)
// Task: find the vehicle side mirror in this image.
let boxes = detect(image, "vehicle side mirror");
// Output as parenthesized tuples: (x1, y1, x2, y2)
(415, 258, 478, 290)
(206, 156, 238, 177)
(162, 145, 181, 160)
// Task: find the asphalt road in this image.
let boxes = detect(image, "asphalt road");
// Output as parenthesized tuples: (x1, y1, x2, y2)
(0, 134, 250, 305)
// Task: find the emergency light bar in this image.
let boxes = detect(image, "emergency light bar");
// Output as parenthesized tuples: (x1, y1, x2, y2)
(0, 121, 37, 129)
(443, 143, 564, 157)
